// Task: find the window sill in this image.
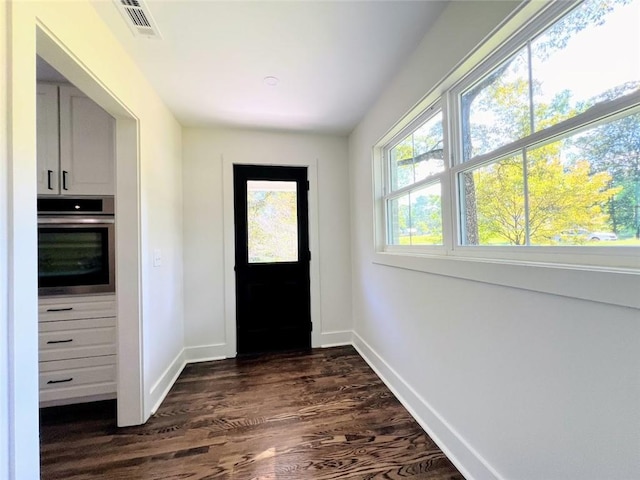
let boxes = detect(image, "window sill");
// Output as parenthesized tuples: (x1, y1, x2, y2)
(373, 251, 640, 310)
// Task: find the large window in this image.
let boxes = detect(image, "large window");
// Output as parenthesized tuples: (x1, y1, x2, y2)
(380, 0, 640, 265)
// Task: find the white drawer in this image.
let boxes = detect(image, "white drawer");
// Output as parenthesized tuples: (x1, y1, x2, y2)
(40, 355, 117, 372)
(39, 294, 116, 322)
(39, 383, 117, 404)
(39, 317, 115, 332)
(39, 356, 116, 402)
(39, 322, 116, 361)
(40, 362, 115, 389)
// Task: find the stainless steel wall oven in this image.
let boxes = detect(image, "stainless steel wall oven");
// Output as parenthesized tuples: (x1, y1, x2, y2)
(37, 196, 115, 296)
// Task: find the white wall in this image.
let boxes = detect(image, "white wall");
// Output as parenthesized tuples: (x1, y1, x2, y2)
(4, 1, 183, 477)
(1, 2, 10, 478)
(182, 127, 352, 358)
(349, 2, 640, 480)
(138, 99, 184, 414)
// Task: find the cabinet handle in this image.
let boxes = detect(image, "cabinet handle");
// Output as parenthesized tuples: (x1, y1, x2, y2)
(46, 307, 73, 312)
(62, 170, 69, 190)
(47, 378, 73, 384)
(47, 339, 73, 344)
(47, 170, 54, 190)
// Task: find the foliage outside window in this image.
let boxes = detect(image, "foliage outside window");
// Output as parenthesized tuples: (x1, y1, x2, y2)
(247, 180, 298, 263)
(381, 0, 640, 260)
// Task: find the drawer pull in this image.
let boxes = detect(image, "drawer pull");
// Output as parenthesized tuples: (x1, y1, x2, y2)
(47, 378, 73, 384)
(47, 339, 73, 344)
(46, 307, 73, 312)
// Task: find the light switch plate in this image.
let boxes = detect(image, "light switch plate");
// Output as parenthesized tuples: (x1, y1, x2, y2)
(153, 248, 162, 267)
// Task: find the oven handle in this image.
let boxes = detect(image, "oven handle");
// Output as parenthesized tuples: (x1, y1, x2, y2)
(37, 216, 115, 225)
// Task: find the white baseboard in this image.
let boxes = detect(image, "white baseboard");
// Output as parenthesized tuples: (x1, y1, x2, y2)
(320, 330, 353, 347)
(148, 349, 186, 416)
(184, 343, 228, 363)
(352, 332, 502, 480)
(182, 336, 353, 363)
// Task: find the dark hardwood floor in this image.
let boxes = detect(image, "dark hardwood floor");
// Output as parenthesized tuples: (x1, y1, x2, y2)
(40, 345, 465, 479)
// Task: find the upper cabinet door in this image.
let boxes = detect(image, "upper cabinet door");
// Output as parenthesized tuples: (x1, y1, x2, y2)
(36, 84, 60, 195)
(59, 85, 115, 196)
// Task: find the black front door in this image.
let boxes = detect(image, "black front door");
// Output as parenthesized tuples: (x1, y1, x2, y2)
(233, 164, 311, 355)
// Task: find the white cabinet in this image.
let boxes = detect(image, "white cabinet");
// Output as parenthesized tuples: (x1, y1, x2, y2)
(36, 84, 60, 193)
(37, 83, 115, 196)
(38, 294, 117, 406)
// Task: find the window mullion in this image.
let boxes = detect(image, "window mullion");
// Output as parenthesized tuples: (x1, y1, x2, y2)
(411, 132, 416, 185)
(523, 148, 530, 246)
(442, 93, 456, 251)
(383, 173, 447, 201)
(454, 91, 640, 175)
(524, 40, 533, 247)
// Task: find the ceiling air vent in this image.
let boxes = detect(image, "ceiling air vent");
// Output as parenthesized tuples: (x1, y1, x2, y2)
(114, 0, 162, 39)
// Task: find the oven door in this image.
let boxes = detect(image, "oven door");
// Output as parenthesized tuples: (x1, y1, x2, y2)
(37, 216, 115, 296)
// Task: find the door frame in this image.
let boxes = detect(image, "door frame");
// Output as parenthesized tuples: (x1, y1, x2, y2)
(36, 25, 145, 426)
(222, 156, 322, 357)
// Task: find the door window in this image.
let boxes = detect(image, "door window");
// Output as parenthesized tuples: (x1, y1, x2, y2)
(247, 180, 299, 263)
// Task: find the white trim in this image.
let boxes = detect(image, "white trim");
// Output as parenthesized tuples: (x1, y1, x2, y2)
(8, 7, 42, 479)
(308, 163, 323, 349)
(373, 252, 640, 310)
(222, 156, 323, 355)
(148, 349, 186, 415)
(113, 117, 145, 426)
(352, 332, 503, 480)
(319, 330, 353, 348)
(184, 343, 228, 363)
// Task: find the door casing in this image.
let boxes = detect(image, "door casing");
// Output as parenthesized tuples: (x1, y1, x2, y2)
(222, 156, 322, 357)
(37, 26, 144, 426)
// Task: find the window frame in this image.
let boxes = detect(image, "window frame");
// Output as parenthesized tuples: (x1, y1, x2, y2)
(382, 101, 450, 253)
(375, 0, 640, 273)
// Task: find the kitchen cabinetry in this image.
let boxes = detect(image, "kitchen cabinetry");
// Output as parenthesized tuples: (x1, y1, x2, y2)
(37, 82, 115, 196)
(38, 294, 117, 407)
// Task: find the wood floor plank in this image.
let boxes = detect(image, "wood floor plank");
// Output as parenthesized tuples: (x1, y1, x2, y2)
(40, 346, 465, 480)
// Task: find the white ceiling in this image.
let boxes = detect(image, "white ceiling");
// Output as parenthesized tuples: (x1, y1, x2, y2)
(86, 0, 448, 135)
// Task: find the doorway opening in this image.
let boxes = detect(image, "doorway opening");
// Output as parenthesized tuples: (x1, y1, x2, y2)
(36, 26, 144, 427)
